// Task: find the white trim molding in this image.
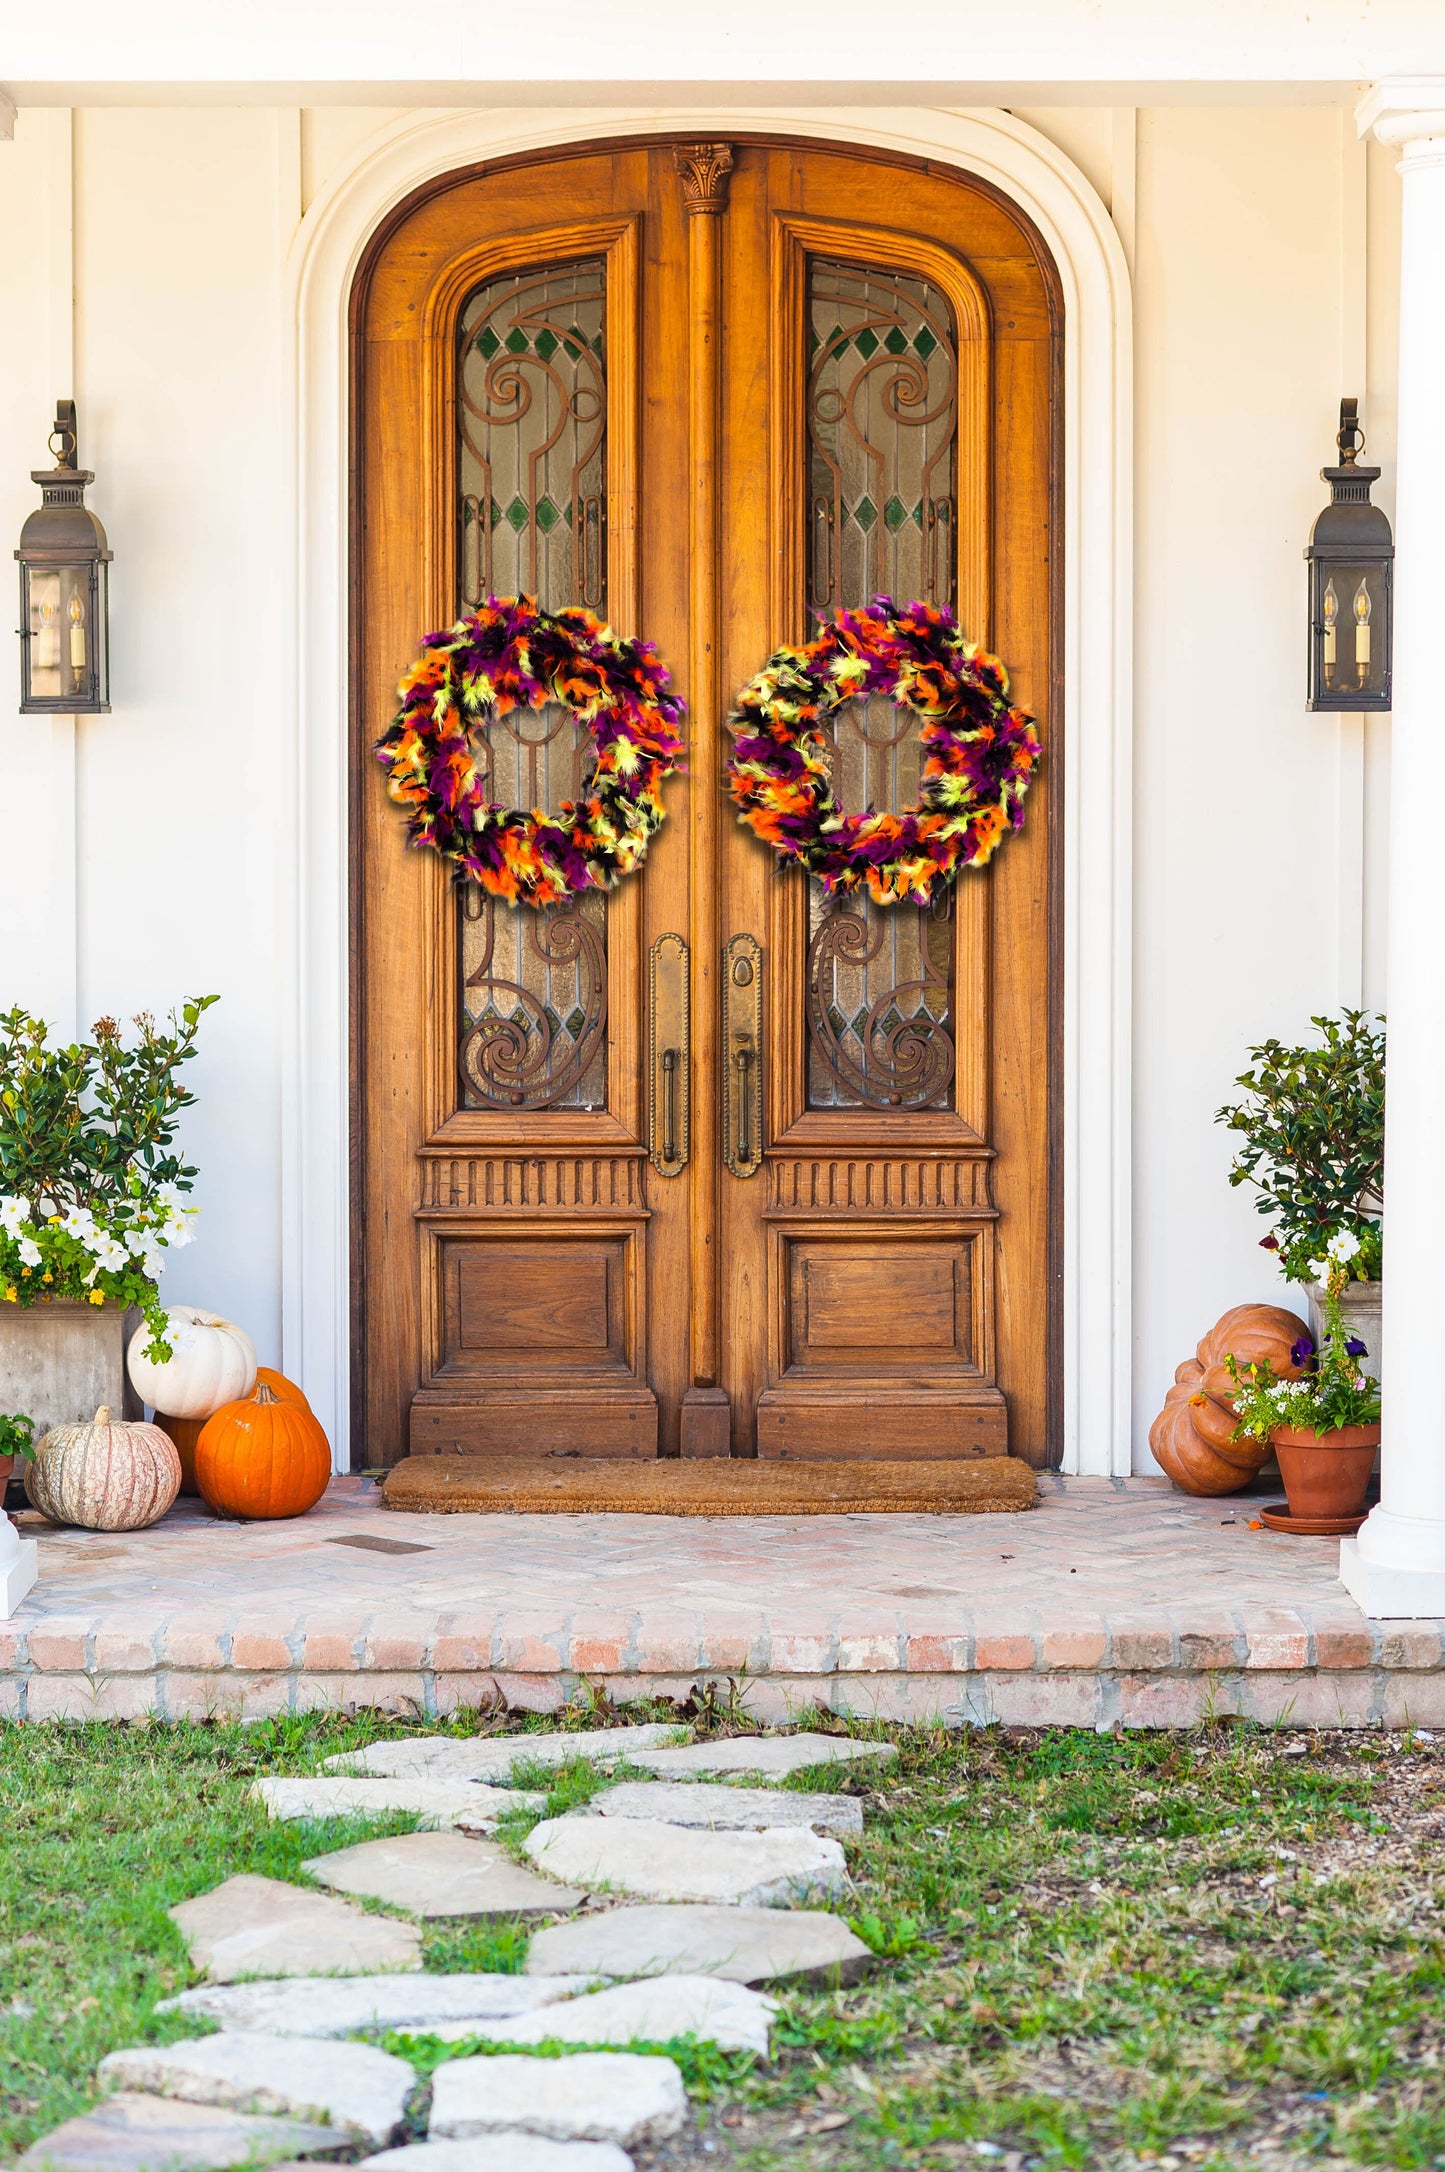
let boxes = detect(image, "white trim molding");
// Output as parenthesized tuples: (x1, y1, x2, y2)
(282, 104, 1134, 1475)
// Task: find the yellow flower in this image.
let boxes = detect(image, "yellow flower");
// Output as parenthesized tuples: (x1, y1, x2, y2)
(88, 1289, 105, 1307)
(2, 1286, 15, 1302)
(41, 1271, 52, 1284)
(19, 1267, 29, 1279)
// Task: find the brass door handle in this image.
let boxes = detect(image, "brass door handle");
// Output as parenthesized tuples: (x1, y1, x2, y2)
(649, 933, 689, 1176)
(723, 933, 763, 1178)
(662, 1047, 679, 1165)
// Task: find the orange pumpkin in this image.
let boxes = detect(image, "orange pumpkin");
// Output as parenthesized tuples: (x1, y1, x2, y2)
(255, 1366, 311, 1411)
(196, 1383, 331, 1520)
(157, 1370, 309, 1495)
(154, 1412, 206, 1495)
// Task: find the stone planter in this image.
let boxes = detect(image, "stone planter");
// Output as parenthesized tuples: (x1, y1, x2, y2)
(1272, 1423, 1381, 1524)
(0, 1298, 142, 1440)
(1305, 1278, 1382, 1379)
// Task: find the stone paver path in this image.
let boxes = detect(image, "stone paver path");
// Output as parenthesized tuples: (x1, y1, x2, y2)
(524, 1813, 848, 1906)
(427, 1975, 776, 2057)
(16, 2094, 349, 2172)
(303, 1830, 585, 1918)
(588, 1778, 863, 1835)
(524, 1901, 873, 1986)
(359, 2143, 632, 2172)
(158, 1973, 594, 2038)
(29, 1721, 892, 2172)
(253, 1776, 546, 1829)
(629, 1732, 897, 1780)
(428, 2051, 687, 2147)
(97, 2035, 414, 2149)
(326, 1726, 686, 1783)
(170, 1873, 421, 1981)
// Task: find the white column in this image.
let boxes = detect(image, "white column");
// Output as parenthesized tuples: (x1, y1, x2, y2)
(1341, 84, 1445, 1616)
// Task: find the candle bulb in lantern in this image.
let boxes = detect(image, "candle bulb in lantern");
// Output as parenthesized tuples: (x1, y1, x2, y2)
(34, 592, 59, 673)
(1323, 577, 1338, 685)
(68, 591, 86, 675)
(1354, 578, 1371, 685)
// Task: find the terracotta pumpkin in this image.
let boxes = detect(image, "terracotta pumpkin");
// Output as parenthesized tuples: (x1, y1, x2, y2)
(25, 1405, 181, 1531)
(127, 1307, 258, 1421)
(196, 1383, 331, 1521)
(1148, 1303, 1310, 1497)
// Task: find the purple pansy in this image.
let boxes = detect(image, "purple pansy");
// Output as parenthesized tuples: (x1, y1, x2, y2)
(1346, 1337, 1368, 1358)
(1290, 1336, 1316, 1367)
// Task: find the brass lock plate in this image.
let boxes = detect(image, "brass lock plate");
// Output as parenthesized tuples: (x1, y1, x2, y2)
(648, 931, 690, 1177)
(722, 932, 763, 1178)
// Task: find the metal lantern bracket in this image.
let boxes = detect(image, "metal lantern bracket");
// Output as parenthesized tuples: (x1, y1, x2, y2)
(15, 398, 112, 715)
(1305, 396, 1393, 713)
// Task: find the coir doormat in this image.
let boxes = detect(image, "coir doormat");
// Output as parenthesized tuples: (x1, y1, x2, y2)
(381, 1454, 1038, 1517)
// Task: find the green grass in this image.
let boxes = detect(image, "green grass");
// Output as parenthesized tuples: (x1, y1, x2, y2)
(2, 1709, 1443, 2170)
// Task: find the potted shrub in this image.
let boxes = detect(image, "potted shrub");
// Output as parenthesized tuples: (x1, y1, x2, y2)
(1226, 1248, 1382, 1527)
(0, 998, 216, 1434)
(1215, 1009, 1384, 1374)
(0, 1411, 34, 1497)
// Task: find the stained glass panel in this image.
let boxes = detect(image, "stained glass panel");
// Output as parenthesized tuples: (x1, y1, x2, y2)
(458, 259, 607, 612)
(455, 258, 609, 1112)
(804, 258, 960, 1112)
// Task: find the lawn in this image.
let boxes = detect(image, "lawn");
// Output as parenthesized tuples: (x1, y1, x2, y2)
(2, 1705, 1443, 2172)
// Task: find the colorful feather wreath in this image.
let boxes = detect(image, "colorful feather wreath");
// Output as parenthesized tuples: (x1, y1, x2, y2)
(375, 595, 686, 908)
(724, 596, 1041, 907)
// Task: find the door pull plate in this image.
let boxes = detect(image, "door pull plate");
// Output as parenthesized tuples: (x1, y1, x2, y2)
(722, 932, 764, 1178)
(648, 932, 690, 1176)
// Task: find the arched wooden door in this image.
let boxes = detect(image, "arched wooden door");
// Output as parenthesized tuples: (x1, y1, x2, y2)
(352, 136, 1060, 1468)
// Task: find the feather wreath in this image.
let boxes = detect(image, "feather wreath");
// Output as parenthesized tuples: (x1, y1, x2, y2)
(724, 596, 1041, 907)
(375, 595, 686, 907)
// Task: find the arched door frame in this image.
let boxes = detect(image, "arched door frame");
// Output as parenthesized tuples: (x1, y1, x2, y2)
(281, 104, 1133, 1475)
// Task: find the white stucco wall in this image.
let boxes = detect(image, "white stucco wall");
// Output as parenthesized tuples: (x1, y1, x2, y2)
(0, 98, 1400, 1464)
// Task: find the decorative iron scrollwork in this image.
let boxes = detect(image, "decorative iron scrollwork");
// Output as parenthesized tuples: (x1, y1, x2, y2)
(458, 259, 607, 612)
(806, 899, 955, 1111)
(458, 892, 607, 1110)
(807, 258, 958, 615)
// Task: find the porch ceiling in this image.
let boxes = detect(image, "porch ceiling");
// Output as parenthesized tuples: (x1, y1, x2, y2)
(2, 0, 1442, 112)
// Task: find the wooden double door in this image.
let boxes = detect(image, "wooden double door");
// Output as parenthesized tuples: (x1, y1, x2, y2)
(353, 136, 1060, 1468)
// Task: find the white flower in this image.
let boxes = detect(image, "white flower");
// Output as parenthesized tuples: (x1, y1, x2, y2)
(1328, 1229, 1362, 1263)
(0, 1195, 31, 1239)
(1306, 1259, 1330, 1287)
(16, 1236, 41, 1268)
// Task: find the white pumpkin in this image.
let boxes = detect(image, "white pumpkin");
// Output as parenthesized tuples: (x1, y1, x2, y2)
(127, 1306, 258, 1420)
(26, 1406, 181, 1531)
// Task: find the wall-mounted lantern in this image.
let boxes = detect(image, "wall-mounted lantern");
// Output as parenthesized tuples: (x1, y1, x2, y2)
(15, 400, 111, 714)
(1306, 398, 1392, 712)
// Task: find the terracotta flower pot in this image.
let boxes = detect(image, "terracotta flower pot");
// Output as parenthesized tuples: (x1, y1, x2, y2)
(1271, 1424, 1380, 1524)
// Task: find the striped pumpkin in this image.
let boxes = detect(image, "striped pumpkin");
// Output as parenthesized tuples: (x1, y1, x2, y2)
(26, 1406, 181, 1530)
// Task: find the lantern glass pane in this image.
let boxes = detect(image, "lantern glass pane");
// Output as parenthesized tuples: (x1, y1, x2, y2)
(1317, 558, 1388, 705)
(25, 568, 63, 701)
(26, 562, 97, 705)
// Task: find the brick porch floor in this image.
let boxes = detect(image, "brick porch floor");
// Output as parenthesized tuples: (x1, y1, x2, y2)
(2, 1474, 1440, 1729)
